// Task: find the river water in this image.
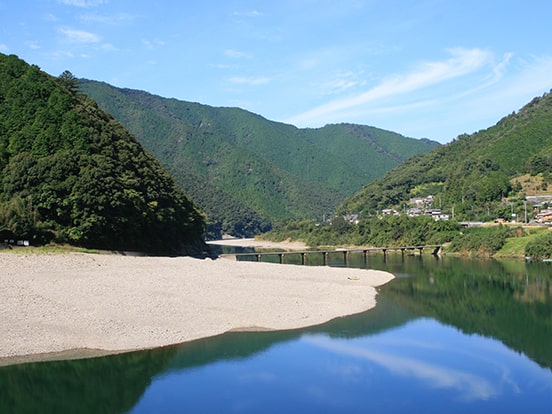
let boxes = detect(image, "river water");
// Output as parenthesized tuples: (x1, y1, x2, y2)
(1, 250, 551, 413)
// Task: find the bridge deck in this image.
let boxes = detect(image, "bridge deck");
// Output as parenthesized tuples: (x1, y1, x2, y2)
(221, 245, 442, 265)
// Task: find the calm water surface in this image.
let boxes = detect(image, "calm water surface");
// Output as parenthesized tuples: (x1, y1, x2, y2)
(1, 252, 551, 413)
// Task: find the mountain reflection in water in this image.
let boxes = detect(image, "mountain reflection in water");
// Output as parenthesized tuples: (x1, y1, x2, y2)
(1, 256, 551, 413)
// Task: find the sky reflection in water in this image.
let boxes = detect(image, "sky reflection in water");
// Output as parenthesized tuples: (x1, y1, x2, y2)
(131, 317, 552, 413)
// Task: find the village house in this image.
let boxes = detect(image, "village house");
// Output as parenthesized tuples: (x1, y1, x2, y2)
(535, 209, 552, 224)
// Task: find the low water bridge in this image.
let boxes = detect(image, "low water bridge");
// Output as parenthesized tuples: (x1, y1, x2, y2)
(223, 245, 442, 265)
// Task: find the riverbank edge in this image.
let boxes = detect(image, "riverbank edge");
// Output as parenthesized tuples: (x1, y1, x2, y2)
(1, 249, 394, 367)
(0, 311, 368, 367)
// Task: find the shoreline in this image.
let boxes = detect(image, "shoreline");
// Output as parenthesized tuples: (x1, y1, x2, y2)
(0, 251, 394, 366)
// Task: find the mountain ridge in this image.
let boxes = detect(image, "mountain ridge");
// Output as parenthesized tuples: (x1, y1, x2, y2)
(79, 79, 439, 237)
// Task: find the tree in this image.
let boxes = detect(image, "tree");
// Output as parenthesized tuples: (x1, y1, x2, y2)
(57, 70, 78, 93)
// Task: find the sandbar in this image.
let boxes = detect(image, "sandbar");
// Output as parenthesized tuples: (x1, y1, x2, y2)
(0, 251, 394, 366)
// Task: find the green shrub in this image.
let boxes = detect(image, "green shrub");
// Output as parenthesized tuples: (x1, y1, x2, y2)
(525, 231, 552, 260)
(447, 226, 518, 256)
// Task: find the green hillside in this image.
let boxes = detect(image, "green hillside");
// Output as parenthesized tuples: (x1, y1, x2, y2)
(79, 80, 438, 237)
(340, 91, 552, 219)
(0, 53, 205, 253)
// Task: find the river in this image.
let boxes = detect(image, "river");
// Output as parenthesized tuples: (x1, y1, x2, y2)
(1, 250, 551, 413)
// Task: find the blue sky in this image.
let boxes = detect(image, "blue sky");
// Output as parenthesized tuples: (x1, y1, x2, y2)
(1, 0, 551, 143)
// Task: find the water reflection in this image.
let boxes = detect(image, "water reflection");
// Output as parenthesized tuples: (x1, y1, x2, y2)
(1, 256, 551, 413)
(307, 323, 499, 402)
(377, 257, 552, 369)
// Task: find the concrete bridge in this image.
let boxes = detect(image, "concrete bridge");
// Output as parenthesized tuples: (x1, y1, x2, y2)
(222, 245, 442, 265)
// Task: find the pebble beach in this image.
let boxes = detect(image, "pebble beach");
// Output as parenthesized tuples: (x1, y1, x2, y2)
(0, 250, 394, 366)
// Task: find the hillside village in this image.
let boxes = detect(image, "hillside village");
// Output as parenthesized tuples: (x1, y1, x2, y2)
(378, 193, 552, 225)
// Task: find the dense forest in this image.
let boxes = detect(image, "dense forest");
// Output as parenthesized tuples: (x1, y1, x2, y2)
(0, 53, 206, 254)
(79, 79, 438, 238)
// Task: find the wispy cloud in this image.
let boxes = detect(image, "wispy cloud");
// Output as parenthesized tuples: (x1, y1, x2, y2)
(321, 71, 367, 95)
(58, 0, 107, 7)
(228, 76, 271, 86)
(502, 55, 552, 97)
(211, 63, 239, 70)
(0, 43, 9, 53)
(287, 48, 493, 126)
(59, 27, 101, 43)
(79, 12, 135, 24)
(142, 39, 166, 50)
(450, 55, 552, 123)
(25, 41, 41, 50)
(224, 49, 251, 59)
(44, 13, 60, 22)
(99, 43, 118, 52)
(306, 335, 497, 401)
(233, 10, 264, 18)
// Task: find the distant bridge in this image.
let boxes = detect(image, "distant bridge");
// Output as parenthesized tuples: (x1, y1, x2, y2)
(221, 245, 442, 265)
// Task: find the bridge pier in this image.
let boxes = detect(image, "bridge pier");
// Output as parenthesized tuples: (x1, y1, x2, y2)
(342, 250, 349, 266)
(228, 244, 443, 265)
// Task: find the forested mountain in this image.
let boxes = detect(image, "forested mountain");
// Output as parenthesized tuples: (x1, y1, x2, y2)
(339, 91, 552, 219)
(0, 53, 205, 253)
(79, 79, 438, 238)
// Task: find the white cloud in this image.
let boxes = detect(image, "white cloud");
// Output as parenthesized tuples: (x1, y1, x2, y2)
(58, 0, 107, 7)
(79, 13, 134, 24)
(211, 63, 239, 70)
(306, 335, 497, 401)
(298, 58, 319, 70)
(283, 51, 552, 141)
(286, 48, 493, 126)
(59, 27, 101, 43)
(100, 43, 118, 51)
(50, 50, 75, 59)
(44, 13, 60, 22)
(228, 76, 271, 86)
(503, 55, 552, 97)
(224, 49, 251, 59)
(25, 41, 40, 50)
(233, 10, 264, 17)
(0, 43, 9, 53)
(449, 55, 552, 125)
(321, 71, 367, 95)
(142, 39, 166, 50)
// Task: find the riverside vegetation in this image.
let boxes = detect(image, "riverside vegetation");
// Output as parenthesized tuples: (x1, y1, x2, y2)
(262, 217, 552, 260)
